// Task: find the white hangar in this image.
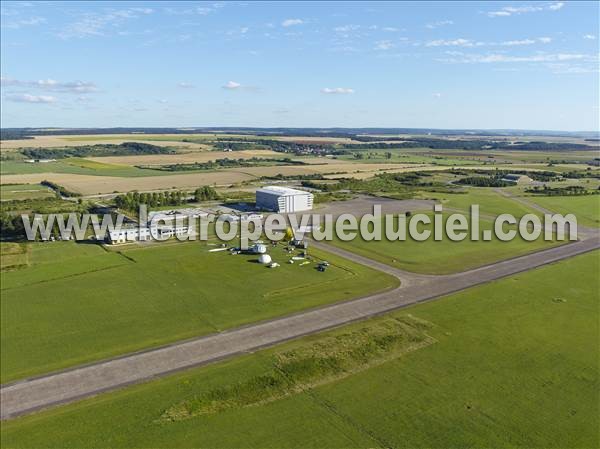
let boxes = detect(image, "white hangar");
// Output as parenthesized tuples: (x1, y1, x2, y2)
(255, 186, 314, 213)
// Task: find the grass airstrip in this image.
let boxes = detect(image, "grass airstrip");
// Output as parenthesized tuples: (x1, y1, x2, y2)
(0, 241, 397, 383)
(2, 250, 596, 448)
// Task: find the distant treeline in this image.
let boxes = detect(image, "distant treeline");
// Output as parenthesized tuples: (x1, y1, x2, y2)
(526, 185, 599, 196)
(214, 139, 346, 156)
(214, 136, 597, 154)
(341, 139, 597, 151)
(20, 142, 175, 160)
(456, 176, 511, 187)
(449, 168, 558, 182)
(261, 173, 327, 181)
(3, 127, 598, 139)
(0, 130, 34, 140)
(141, 157, 308, 172)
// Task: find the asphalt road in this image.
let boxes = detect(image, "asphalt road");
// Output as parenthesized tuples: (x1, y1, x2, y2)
(1, 231, 598, 420)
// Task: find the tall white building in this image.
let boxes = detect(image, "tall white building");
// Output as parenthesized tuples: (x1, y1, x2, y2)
(256, 186, 314, 213)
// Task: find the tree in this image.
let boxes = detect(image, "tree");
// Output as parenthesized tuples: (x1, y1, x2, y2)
(194, 185, 219, 202)
(284, 227, 295, 241)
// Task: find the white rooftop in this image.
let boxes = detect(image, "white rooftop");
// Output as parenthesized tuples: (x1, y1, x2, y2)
(147, 208, 209, 222)
(256, 186, 311, 196)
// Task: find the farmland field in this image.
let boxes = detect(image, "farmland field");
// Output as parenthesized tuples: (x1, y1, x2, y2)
(2, 250, 596, 448)
(0, 241, 397, 382)
(0, 135, 213, 150)
(0, 159, 174, 177)
(87, 149, 285, 166)
(0, 171, 258, 195)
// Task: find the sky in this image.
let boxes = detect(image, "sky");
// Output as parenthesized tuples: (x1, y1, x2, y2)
(1, 1, 599, 131)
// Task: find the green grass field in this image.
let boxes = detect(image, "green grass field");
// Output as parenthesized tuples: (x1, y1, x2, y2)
(0, 243, 29, 271)
(327, 213, 562, 274)
(2, 250, 596, 448)
(0, 159, 171, 177)
(524, 194, 600, 228)
(0, 241, 397, 382)
(415, 187, 540, 218)
(0, 183, 54, 201)
(336, 149, 483, 166)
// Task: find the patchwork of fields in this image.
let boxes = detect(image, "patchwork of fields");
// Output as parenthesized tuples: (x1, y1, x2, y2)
(1, 132, 598, 448)
(2, 250, 596, 448)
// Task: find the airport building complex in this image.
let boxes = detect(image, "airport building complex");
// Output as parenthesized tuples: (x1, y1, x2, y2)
(255, 186, 314, 213)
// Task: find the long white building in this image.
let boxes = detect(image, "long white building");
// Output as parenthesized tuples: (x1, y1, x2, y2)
(256, 186, 314, 213)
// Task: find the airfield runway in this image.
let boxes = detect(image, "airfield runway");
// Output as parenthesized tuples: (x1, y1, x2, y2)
(1, 228, 598, 420)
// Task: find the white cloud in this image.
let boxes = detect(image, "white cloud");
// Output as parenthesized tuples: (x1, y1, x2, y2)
(583, 34, 596, 40)
(222, 81, 242, 90)
(281, 19, 303, 27)
(227, 26, 249, 36)
(440, 51, 593, 64)
(3, 16, 46, 29)
(130, 7, 154, 14)
(375, 40, 394, 50)
(57, 8, 154, 39)
(426, 36, 552, 48)
(426, 38, 482, 47)
(321, 87, 354, 94)
(432, 93, 442, 98)
(334, 24, 359, 33)
(382, 27, 400, 32)
(164, 3, 223, 16)
(1, 77, 97, 93)
(487, 2, 564, 17)
(426, 20, 453, 29)
(544, 63, 598, 74)
(177, 82, 195, 88)
(5, 93, 56, 103)
(501, 39, 536, 46)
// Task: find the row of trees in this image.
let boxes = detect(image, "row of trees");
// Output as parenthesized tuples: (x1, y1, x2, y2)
(456, 176, 511, 187)
(526, 185, 598, 196)
(114, 190, 188, 211)
(21, 142, 174, 160)
(114, 186, 220, 211)
(144, 157, 306, 172)
(41, 180, 81, 198)
(342, 138, 596, 151)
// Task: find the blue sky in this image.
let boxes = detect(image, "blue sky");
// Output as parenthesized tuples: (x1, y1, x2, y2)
(1, 1, 598, 130)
